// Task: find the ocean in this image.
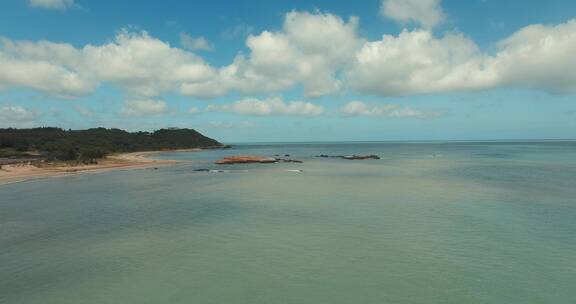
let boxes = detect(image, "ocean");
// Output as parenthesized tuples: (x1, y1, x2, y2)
(1, 141, 575, 304)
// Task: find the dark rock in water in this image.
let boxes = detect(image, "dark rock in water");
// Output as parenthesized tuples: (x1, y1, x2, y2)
(277, 158, 303, 163)
(315, 154, 380, 160)
(342, 155, 381, 160)
(315, 154, 344, 158)
(215, 156, 278, 164)
(194, 168, 229, 173)
(215, 155, 304, 164)
(284, 154, 290, 157)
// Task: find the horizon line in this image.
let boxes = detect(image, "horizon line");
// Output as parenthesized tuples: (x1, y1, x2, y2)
(224, 139, 576, 145)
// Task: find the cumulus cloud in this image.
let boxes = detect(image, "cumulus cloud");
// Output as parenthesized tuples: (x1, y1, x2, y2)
(340, 101, 442, 118)
(0, 10, 363, 100)
(0, 30, 216, 99)
(217, 11, 363, 97)
(0, 105, 39, 127)
(180, 33, 213, 51)
(0, 11, 363, 99)
(381, 0, 445, 28)
(121, 99, 167, 116)
(0, 38, 96, 98)
(28, 0, 76, 11)
(1, 8, 576, 104)
(347, 29, 494, 96)
(491, 20, 576, 94)
(179, 81, 227, 99)
(81, 31, 216, 98)
(206, 97, 324, 117)
(349, 19, 576, 96)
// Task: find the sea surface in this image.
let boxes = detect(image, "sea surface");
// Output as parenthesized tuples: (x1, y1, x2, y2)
(1, 141, 576, 304)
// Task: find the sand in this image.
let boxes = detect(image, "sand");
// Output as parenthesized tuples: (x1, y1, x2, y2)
(0, 151, 182, 185)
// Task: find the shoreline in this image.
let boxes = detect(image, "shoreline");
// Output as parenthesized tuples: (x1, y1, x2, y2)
(0, 150, 193, 186)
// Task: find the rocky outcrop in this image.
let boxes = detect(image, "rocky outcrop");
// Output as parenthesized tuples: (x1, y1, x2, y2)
(315, 154, 381, 160)
(279, 159, 303, 163)
(316, 154, 341, 158)
(342, 155, 381, 160)
(215, 156, 277, 164)
(215, 156, 303, 165)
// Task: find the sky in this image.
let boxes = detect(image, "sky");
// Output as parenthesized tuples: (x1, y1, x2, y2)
(0, 0, 575, 142)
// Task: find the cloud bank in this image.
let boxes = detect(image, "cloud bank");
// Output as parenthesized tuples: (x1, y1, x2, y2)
(121, 99, 168, 116)
(0, 105, 39, 127)
(207, 97, 324, 117)
(349, 20, 576, 96)
(340, 101, 442, 118)
(1, 8, 576, 104)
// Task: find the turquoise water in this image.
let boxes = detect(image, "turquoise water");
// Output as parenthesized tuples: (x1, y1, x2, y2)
(1, 142, 576, 304)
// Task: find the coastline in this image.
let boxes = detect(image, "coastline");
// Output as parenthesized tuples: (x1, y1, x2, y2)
(0, 150, 189, 186)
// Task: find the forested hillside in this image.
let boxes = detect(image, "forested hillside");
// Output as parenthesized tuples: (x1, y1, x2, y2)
(0, 127, 224, 162)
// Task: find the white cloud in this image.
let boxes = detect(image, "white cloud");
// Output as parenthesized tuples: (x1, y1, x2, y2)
(179, 81, 227, 99)
(188, 107, 200, 114)
(347, 29, 494, 96)
(121, 99, 167, 116)
(28, 0, 75, 11)
(490, 20, 576, 94)
(348, 19, 576, 96)
(218, 11, 363, 97)
(0, 30, 217, 99)
(0, 15, 359, 100)
(1, 9, 576, 105)
(180, 33, 213, 51)
(0, 57, 96, 98)
(381, 0, 445, 28)
(0, 38, 96, 98)
(81, 30, 216, 98)
(340, 101, 442, 118)
(175, 11, 361, 99)
(0, 106, 39, 127)
(206, 97, 324, 117)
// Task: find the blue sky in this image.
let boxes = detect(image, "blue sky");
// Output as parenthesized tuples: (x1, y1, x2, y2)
(0, 0, 575, 142)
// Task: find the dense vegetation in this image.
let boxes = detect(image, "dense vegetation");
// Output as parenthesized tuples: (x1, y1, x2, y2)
(0, 127, 223, 163)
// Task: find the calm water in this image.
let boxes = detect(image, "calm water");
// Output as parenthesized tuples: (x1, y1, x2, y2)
(1, 142, 576, 304)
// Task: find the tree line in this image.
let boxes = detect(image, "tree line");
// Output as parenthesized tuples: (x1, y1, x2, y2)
(0, 127, 223, 163)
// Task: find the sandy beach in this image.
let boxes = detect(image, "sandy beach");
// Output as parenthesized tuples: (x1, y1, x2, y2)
(0, 151, 182, 185)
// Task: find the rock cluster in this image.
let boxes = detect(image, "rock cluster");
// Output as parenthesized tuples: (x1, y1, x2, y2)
(315, 154, 381, 160)
(343, 155, 381, 160)
(213, 153, 380, 165)
(215, 156, 303, 165)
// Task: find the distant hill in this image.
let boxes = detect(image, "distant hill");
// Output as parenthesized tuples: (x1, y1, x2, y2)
(0, 127, 224, 163)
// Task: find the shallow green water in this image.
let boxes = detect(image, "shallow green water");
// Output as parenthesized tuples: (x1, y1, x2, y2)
(1, 142, 576, 303)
